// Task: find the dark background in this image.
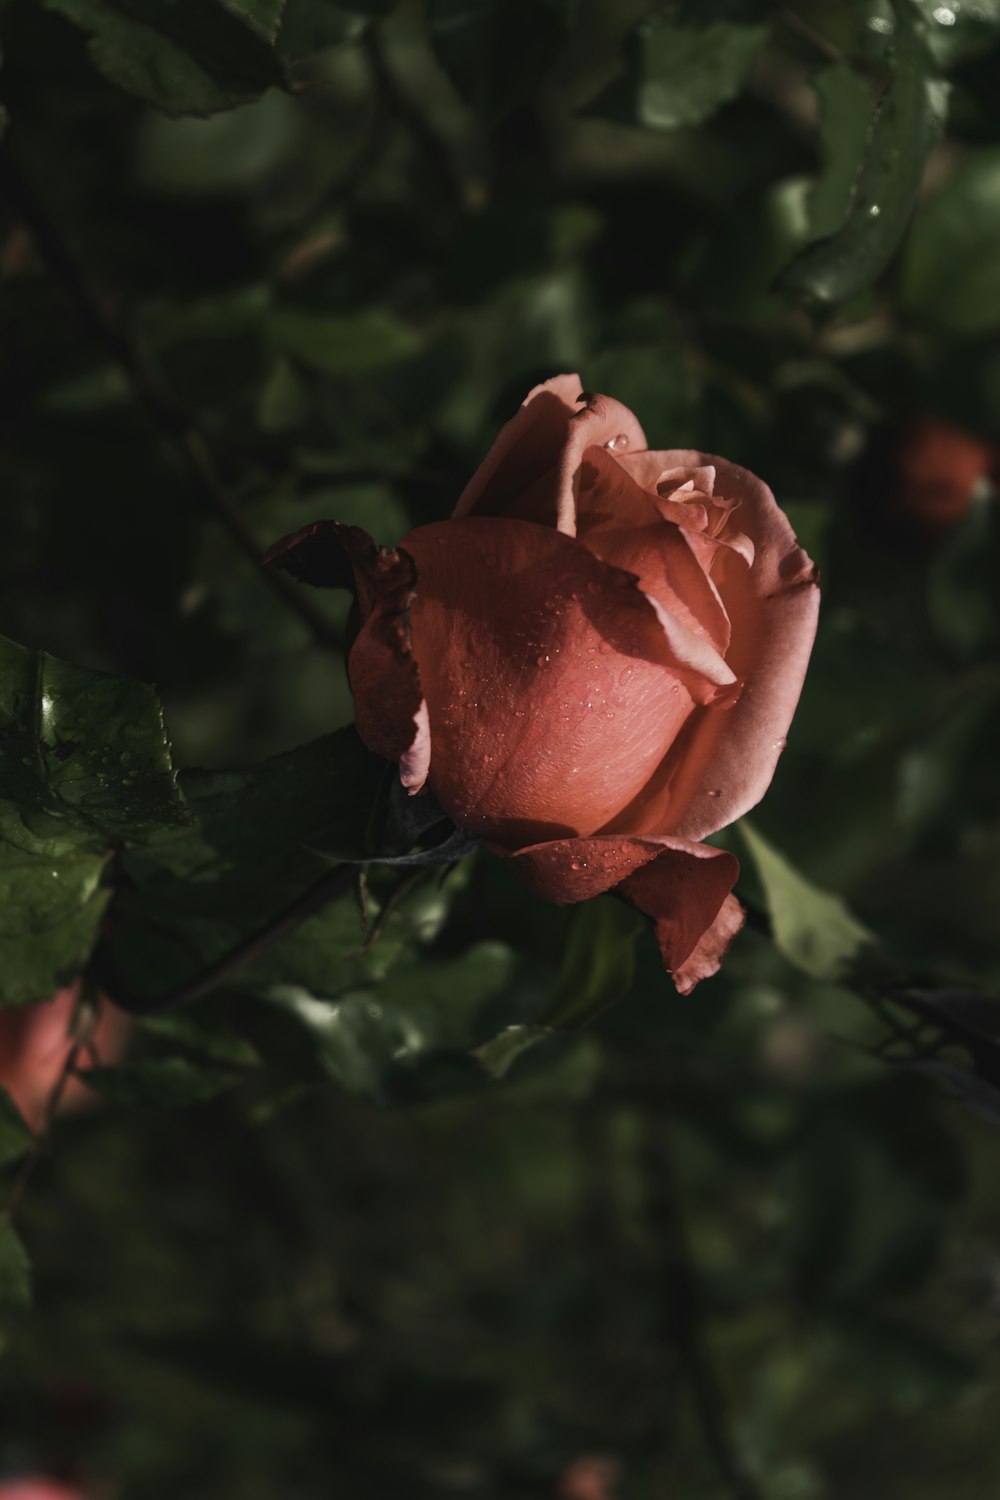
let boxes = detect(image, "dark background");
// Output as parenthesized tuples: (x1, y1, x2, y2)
(1, 1, 1000, 1496)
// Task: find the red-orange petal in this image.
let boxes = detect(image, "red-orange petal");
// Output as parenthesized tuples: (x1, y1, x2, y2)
(455, 376, 646, 536)
(619, 452, 819, 843)
(400, 517, 733, 842)
(504, 833, 741, 991)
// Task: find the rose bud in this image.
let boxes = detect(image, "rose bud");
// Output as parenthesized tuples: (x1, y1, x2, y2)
(0, 985, 130, 1132)
(893, 414, 996, 539)
(266, 377, 819, 991)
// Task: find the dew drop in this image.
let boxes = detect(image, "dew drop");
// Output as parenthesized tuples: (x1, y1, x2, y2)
(708, 788, 723, 798)
(536, 655, 550, 667)
(932, 4, 956, 21)
(868, 203, 881, 218)
(771, 736, 787, 751)
(618, 667, 634, 687)
(605, 433, 630, 451)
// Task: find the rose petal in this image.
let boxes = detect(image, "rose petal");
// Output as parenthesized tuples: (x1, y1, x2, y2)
(505, 833, 740, 991)
(577, 447, 732, 654)
(455, 378, 647, 537)
(453, 374, 583, 528)
(671, 894, 746, 994)
(635, 451, 819, 841)
(399, 517, 734, 844)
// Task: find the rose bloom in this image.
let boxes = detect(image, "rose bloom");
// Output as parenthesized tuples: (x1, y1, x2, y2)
(268, 377, 819, 990)
(0, 985, 129, 1131)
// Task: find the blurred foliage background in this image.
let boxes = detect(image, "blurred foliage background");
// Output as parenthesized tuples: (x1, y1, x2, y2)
(2, 0, 1000, 1496)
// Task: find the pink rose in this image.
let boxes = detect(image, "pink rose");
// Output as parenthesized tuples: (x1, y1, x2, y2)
(268, 377, 819, 990)
(0, 986, 129, 1131)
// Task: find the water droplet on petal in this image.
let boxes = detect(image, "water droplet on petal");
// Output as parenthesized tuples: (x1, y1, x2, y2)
(605, 432, 630, 451)
(708, 788, 723, 798)
(536, 655, 550, 667)
(771, 736, 787, 751)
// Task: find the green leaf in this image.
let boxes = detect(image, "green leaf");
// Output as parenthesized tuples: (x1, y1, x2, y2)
(738, 822, 877, 982)
(808, 65, 874, 241)
(0, 1221, 32, 1312)
(279, 939, 548, 1101)
(84, 1057, 238, 1108)
(589, 14, 768, 132)
(474, 897, 642, 1079)
(0, 1088, 33, 1170)
(781, 4, 949, 307)
(0, 637, 189, 1004)
(108, 729, 435, 1010)
(902, 147, 1000, 335)
(41, 0, 288, 116)
(266, 308, 420, 376)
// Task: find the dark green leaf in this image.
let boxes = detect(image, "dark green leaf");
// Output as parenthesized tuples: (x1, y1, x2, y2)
(0, 1221, 31, 1312)
(84, 1057, 238, 1108)
(589, 14, 768, 132)
(279, 939, 548, 1101)
(781, 4, 949, 307)
(41, 0, 288, 115)
(474, 898, 642, 1079)
(0, 637, 189, 1004)
(0, 1087, 33, 1170)
(266, 307, 420, 376)
(808, 64, 874, 241)
(902, 147, 1000, 334)
(738, 822, 878, 982)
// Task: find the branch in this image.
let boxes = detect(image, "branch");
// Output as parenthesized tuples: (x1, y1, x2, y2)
(95, 864, 358, 1018)
(0, 147, 342, 652)
(642, 1106, 767, 1500)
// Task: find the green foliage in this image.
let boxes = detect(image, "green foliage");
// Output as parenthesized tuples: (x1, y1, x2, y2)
(738, 822, 878, 983)
(41, 0, 288, 114)
(782, 3, 950, 306)
(0, 638, 188, 1004)
(2, 0, 1000, 1491)
(0, 1221, 31, 1313)
(591, 11, 769, 132)
(0, 1089, 31, 1169)
(902, 146, 1000, 334)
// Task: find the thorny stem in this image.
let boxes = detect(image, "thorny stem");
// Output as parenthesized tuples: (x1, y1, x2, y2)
(0, 148, 342, 651)
(95, 865, 359, 1018)
(643, 1105, 767, 1500)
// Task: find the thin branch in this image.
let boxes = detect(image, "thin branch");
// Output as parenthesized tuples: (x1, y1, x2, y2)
(0, 147, 342, 651)
(96, 864, 358, 1018)
(643, 1107, 767, 1500)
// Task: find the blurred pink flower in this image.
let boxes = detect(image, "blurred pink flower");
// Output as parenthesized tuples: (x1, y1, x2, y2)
(0, 986, 130, 1131)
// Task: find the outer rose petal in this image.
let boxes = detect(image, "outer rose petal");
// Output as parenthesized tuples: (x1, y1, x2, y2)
(455, 376, 646, 536)
(400, 517, 734, 843)
(504, 834, 740, 991)
(618, 451, 819, 843)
